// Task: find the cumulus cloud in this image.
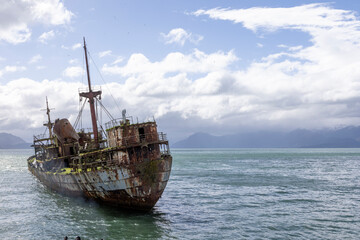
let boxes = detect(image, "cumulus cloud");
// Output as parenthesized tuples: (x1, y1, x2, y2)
(161, 28, 203, 46)
(186, 3, 360, 130)
(63, 66, 83, 78)
(0, 0, 73, 44)
(0, 78, 81, 140)
(102, 49, 237, 76)
(99, 49, 243, 125)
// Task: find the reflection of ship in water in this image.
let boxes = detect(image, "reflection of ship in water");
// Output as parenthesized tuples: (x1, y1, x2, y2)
(27, 38, 172, 210)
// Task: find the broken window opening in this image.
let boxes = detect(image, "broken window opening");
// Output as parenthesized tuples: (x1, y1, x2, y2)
(138, 127, 145, 142)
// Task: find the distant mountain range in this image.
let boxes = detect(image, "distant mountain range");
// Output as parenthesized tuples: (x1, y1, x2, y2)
(0, 133, 31, 149)
(4, 126, 360, 149)
(172, 126, 360, 148)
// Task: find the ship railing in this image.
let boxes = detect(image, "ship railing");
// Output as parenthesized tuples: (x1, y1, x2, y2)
(70, 147, 170, 170)
(76, 128, 106, 138)
(115, 132, 168, 146)
(78, 86, 102, 93)
(34, 133, 48, 141)
(76, 128, 93, 134)
(158, 132, 167, 141)
(159, 139, 171, 155)
(105, 116, 134, 129)
(76, 128, 107, 140)
(160, 148, 170, 155)
(69, 134, 170, 170)
(70, 154, 117, 169)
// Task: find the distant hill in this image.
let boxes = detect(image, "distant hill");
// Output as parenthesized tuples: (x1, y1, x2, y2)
(172, 127, 360, 148)
(0, 133, 31, 149)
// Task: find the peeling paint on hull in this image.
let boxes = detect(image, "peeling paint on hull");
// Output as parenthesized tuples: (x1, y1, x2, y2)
(28, 155, 172, 210)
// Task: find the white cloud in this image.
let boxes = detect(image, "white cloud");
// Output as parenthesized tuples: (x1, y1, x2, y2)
(0, 0, 73, 44)
(69, 59, 78, 64)
(99, 49, 241, 123)
(3, 3, 360, 141)
(112, 56, 124, 65)
(3, 66, 26, 72)
(72, 43, 81, 50)
(61, 43, 81, 50)
(186, 3, 360, 130)
(0, 78, 81, 140)
(28, 54, 42, 64)
(193, 3, 356, 32)
(63, 66, 83, 78)
(99, 50, 112, 58)
(161, 28, 203, 46)
(38, 30, 55, 43)
(0, 65, 26, 77)
(0, 23, 31, 44)
(102, 49, 237, 76)
(93, 3, 360, 135)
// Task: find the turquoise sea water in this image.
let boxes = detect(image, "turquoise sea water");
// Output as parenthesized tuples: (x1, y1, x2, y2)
(1, 148, 360, 239)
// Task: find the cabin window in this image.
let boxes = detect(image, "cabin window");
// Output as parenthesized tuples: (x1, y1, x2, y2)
(149, 144, 154, 153)
(128, 148, 135, 161)
(138, 127, 145, 142)
(70, 146, 75, 155)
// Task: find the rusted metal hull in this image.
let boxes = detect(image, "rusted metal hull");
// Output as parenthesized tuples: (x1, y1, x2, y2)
(28, 155, 172, 210)
(30, 40, 173, 211)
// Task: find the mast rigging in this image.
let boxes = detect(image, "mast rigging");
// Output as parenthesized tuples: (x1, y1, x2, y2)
(79, 37, 102, 148)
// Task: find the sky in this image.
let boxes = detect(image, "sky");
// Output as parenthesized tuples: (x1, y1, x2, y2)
(1, 0, 360, 142)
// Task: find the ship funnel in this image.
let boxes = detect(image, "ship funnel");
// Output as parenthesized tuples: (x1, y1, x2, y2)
(53, 118, 80, 143)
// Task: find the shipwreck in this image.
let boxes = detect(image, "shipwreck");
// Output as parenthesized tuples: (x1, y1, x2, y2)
(27, 39, 172, 210)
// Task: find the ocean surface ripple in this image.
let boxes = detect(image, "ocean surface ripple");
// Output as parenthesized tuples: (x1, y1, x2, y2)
(1, 148, 360, 239)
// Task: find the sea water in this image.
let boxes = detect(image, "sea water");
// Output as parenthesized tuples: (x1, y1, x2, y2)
(1, 148, 360, 239)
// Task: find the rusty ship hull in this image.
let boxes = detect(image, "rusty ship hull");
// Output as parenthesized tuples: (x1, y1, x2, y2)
(28, 119, 172, 210)
(28, 153, 172, 210)
(28, 39, 172, 211)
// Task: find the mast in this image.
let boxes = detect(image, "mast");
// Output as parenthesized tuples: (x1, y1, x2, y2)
(79, 37, 102, 148)
(43, 96, 53, 143)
